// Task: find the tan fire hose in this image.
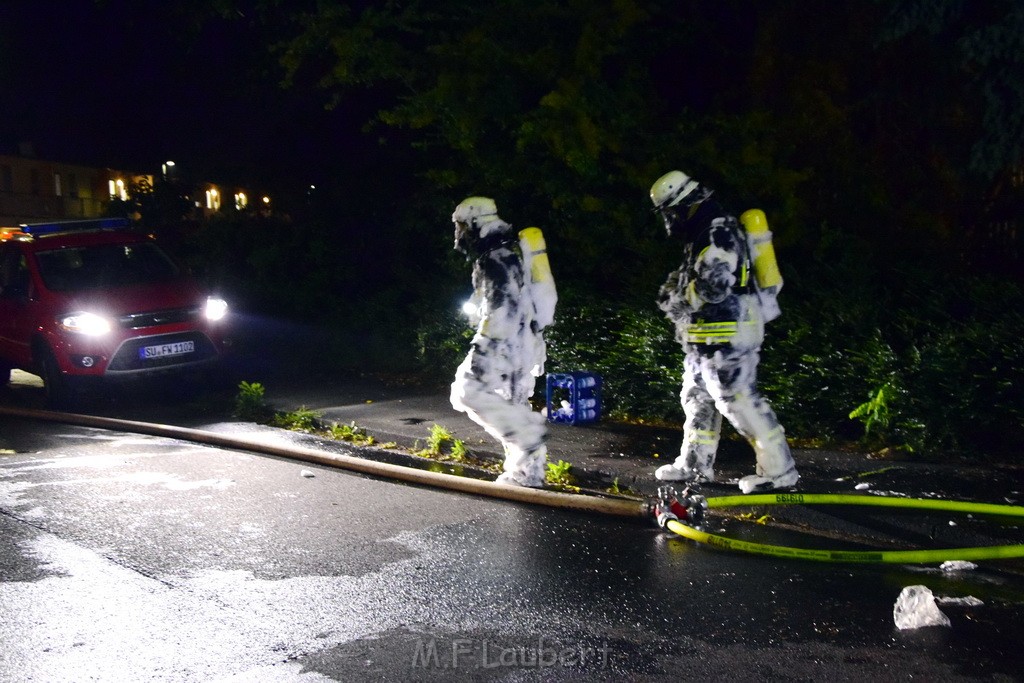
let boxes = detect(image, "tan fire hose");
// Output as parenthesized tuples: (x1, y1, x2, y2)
(0, 405, 650, 519)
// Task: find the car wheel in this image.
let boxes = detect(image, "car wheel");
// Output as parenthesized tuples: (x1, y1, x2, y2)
(40, 348, 76, 410)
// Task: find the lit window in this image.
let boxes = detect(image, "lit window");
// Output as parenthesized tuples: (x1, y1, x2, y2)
(205, 188, 220, 210)
(109, 178, 127, 201)
(234, 192, 247, 210)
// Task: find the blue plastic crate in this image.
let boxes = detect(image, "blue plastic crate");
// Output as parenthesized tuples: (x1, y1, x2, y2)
(546, 372, 601, 425)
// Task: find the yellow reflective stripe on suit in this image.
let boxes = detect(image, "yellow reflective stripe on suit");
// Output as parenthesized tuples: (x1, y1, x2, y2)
(686, 321, 738, 344)
(686, 319, 762, 344)
(685, 429, 719, 445)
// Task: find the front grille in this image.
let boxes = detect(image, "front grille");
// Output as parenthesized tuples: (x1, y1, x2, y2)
(118, 306, 201, 329)
(107, 331, 218, 373)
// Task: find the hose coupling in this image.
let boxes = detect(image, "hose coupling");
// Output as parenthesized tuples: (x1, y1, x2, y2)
(654, 485, 708, 528)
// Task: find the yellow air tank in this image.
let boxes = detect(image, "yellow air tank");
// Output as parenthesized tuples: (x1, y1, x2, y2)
(739, 209, 783, 290)
(518, 227, 558, 329)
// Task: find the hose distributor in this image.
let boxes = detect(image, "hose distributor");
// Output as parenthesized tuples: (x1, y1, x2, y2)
(654, 485, 709, 529)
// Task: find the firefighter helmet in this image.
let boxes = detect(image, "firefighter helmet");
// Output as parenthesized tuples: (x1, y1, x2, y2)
(453, 196, 504, 254)
(452, 197, 498, 226)
(650, 170, 699, 211)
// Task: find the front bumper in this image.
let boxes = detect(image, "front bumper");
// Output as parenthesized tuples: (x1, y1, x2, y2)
(54, 329, 227, 378)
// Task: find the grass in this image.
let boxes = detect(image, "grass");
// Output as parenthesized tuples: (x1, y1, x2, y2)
(326, 421, 380, 446)
(270, 406, 320, 432)
(232, 382, 629, 491)
(415, 424, 502, 473)
(422, 423, 466, 461)
(234, 380, 272, 422)
(233, 381, 394, 447)
(605, 477, 637, 497)
(545, 459, 579, 492)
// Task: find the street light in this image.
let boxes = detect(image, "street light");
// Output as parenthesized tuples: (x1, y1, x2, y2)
(162, 160, 175, 179)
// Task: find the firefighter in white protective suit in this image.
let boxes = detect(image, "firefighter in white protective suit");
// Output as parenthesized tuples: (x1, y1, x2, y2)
(650, 170, 799, 494)
(449, 197, 557, 487)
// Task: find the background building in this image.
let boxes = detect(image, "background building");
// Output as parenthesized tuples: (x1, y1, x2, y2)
(0, 153, 150, 226)
(0, 152, 260, 227)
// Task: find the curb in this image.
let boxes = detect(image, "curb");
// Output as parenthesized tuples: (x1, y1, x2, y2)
(0, 405, 651, 520)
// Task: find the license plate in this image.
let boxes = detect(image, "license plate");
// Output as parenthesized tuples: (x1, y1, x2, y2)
(139, 341, 195, 359)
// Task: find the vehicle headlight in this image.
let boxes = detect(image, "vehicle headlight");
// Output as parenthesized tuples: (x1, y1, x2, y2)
(59, 312, 112, 336)
(205, 297, 228, 321)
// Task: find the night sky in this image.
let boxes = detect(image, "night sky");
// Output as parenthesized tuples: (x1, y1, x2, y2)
(0, 0, 359, 193)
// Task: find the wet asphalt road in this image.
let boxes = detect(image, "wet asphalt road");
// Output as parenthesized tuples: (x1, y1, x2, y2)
(4, 311, 1024, 681)
(3, 407, 1024, 681)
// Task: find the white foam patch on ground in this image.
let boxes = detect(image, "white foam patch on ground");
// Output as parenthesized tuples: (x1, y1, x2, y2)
(0, 527, 442, 682)
(0, 449, 192, 473)
(0, 480, 38, 511)
(200, 423, 315, 447)
(214, 664, 338, 682)
(0, 467, 234, 527)
(53, 431, 156, 443)
(0, 534, 271, 681)
(937, 595, 984, 607)
(113, 471, 236, 491)
(1, 470, 235, 492)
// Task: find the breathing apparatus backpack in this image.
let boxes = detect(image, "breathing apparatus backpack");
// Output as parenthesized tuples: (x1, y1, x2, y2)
(738, 209, 783, 322)
(518, 227, 557, 330)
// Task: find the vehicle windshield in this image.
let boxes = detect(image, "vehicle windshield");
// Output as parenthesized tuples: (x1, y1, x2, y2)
(35, 242, 181, 292)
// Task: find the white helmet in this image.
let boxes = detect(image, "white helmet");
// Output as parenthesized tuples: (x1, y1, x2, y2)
(452, 196, 498, 226)
(650, 170, 699, 210)
(453, 196, 507, 254)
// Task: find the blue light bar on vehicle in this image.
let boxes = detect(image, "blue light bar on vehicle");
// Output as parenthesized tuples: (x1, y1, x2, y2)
(19, 217, 131, 236)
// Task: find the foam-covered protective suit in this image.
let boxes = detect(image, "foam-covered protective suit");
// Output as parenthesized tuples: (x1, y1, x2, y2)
(450, 210, 549, 487)
(655, 182, 798, 493)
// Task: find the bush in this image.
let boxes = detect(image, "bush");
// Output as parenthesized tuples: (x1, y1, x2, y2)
(415, 307, 474, 384)
(890, 281, 1024, 456)
(201, 210, 1024, 461)
(543, 291, 683, 422)
(411, 271, 1024, 461)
